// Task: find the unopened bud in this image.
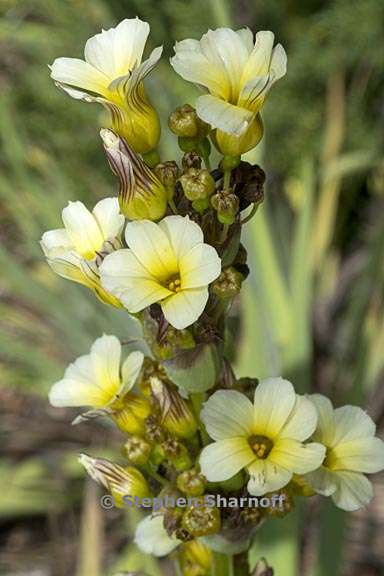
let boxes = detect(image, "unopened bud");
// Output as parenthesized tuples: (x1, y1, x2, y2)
(154, 161, 180, 200)
(240, 506, 262, 525)
(266, 490, 294, 518)
(123, 436, 151, 466)
(212, 267, 243, 299)
(168, 104, 210, 138)
(101, 129, 167, 221)
(179, 540, 212, 576)
(112, 394, 151, 435)
(160, 439, 192, 471)
(182, 152, 202, 171)
(180, 168, 215, 213)
(79, 454, 151, 507)
(177, 469, 206, 497)
(181, 500, 221, 537)
(211, 191, 239, 225)
(150, 377, 197, 439)
(145, 415, 165, 443)
(252, 558, 273, 576)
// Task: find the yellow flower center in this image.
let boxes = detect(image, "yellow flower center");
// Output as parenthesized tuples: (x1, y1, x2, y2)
(248, 435, 273, 459)
(167, 276, 182, 293)
(323, 447, 337, 470)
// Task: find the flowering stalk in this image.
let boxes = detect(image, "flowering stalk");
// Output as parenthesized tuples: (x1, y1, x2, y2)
(43, 18, 384, 576)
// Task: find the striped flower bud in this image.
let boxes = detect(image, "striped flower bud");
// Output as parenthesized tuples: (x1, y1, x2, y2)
(101, 129, 167, 221)
(79, 454, 151, 508)
(150, 377, 197, 439)
(123, 436, 152, 466)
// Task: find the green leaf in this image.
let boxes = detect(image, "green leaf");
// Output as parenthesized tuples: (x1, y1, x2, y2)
(164, 343, 220, 394)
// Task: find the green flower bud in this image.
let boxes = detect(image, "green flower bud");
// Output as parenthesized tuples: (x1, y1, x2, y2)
(266, 489, 294, 518)
(160, 439, 192, 471)
(180, 168, 215, 203)
(112, 394, 151, 436)
(211, 191, 239, 225)
(212, 267, 243, 299)
(240, 506, 262, 525)
(123, 436, 151, 466)
(101, 129, 167, 221)
(182, 152, 202, 171)
(168, 104, 210, 138)
(178, 540, 212, 576)
(79, 454, 151, 508)
(150, 377, 197, 439)
(154, 161, 180, 200)
(177, 469, 206, 497)
(145, 415, 166, 443)
(182, 500, 221, 537)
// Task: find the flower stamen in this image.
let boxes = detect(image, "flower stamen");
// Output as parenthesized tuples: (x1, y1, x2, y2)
(248, 435, 273, 459)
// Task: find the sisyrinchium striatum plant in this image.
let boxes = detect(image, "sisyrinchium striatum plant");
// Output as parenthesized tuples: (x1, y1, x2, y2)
(43, 17, 384, 576)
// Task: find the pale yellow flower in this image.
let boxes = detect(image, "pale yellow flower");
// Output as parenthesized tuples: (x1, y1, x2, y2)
(50, 18, 162, 154)
(135, 515, 181, 556)
(49, 334, 144, 410)
(200, 378, 325, 496)
(171, 28, 286, 156)
(305, 395, 384, 511)
(99, 215, 221, 330)
(40, 198, 124, 306)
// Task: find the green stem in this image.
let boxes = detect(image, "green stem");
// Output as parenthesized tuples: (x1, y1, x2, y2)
(240, 202, 258, 225)
(223, 168, 232, 190)
(213, 552, 232, 576)
(145, 467, 168, 486)
(168, 198, 178, 214)
(219, 223, 230, 244)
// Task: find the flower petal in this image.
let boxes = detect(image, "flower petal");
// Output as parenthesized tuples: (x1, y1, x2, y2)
(161, 287, 208, 329)
(124, 220, 178, 281)
(92, 197, 124, 240)
(49, 377, 110, 408)
(199, 28, 250, 99)
(50, 57, 109, 97)
(269, 438, 325, 474)
(200, 438, 255, 482)
(40, 229, 73, 256)
(120, 350, 145, 394)
(247, 459, 292, 496)
(85, 18, 150, 79)
(253, 377, 296, 439)
(62, 201, 104, 259)
(90, 335, 121, 398)
(196, 94, 254, 136)
(331, 471, 374, 512)
(180, 243, 221, 289)
(100, 249, 171, 312)
(158, 215, 204, 260)
(171, 40, 229, 100)
(242, 31, 275, 81)
(309, 394, 336, 445)
(135, 515, 181, 557)
(330, 437, 384, 473)
(305, 466, 338, 496)
(201, 390, 254, 440)
(279, 395, 318, 441)
(332, 405, 376, 445)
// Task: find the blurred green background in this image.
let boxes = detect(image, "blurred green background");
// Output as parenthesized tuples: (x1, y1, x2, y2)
(0, 0, 383, 574)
